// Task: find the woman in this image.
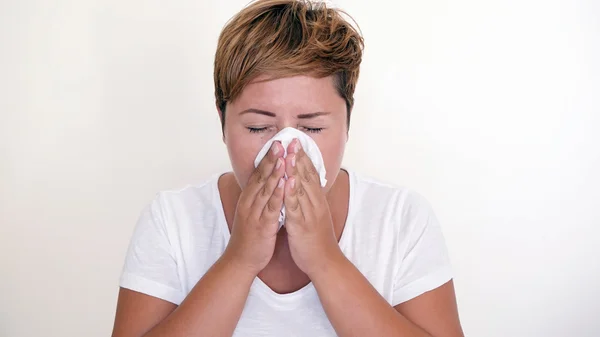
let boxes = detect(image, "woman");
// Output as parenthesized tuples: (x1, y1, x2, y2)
(112, 0, 464, 336)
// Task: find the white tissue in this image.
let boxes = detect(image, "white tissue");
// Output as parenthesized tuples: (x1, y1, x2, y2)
(253, 127, 327, 228)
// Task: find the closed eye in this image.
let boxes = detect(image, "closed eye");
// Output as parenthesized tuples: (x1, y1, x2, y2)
(247, 127, 268, 133)
(302, 127, 324, 134)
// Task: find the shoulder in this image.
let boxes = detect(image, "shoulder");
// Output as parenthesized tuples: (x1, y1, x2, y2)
(141, 174, 223, 223)
(350, 170, 436, 222)
(343, 170, 452, 304)
(347, 170, 443, 249)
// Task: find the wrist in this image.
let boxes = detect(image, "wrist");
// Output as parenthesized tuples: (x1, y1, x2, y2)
(305, 245, 346, 280)
(220, 249, 262, 279)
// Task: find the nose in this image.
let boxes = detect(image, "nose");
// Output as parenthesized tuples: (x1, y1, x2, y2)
(277, 119, 298, 131)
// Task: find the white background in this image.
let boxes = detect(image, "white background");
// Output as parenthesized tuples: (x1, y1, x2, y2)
(1, 0, 599, 336)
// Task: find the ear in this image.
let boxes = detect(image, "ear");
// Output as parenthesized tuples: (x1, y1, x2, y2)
(345, 107, 352, 142)
(345, 120, 350, 143)
(216, 103, 226, 143)
(216, 103, 224, 125)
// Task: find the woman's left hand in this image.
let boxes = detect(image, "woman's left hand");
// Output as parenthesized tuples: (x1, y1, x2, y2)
(283, 139, 342, 277)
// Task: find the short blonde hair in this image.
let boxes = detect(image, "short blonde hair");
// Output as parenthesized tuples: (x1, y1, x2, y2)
(213, 0, 364, 129)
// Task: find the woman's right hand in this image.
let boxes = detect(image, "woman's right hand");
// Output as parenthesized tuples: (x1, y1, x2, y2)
(223, 141, 286, 275)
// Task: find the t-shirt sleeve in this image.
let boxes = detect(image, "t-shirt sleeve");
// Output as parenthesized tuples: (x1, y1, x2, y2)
(392, 191, 454, 306)
(119, 194, 185, 305)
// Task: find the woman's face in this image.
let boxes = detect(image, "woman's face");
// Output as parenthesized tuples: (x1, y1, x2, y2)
(221, 75, 348, 192)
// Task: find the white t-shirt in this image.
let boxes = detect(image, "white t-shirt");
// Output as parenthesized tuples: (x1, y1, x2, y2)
(119, 169, 453, 336)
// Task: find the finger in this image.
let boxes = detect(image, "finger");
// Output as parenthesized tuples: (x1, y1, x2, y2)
(284, 139, 300, 179)
(242, 141, 284, 208)
(259, 176, 285, 225)
(295, 147, 321, 187)
(284, 177, 304, 223)
(285, 140, 321, 207)
(295, 179, 314, 221)
(250, 156, 285, 217)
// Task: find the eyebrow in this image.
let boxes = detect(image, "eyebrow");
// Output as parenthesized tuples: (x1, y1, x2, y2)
(240, 108, 331, 119)
(297, 111, 331, 119)
(240, 108, 276, 117)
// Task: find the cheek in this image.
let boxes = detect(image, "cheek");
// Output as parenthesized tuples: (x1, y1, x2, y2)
(226, 132, 270, 188)
(315, 136, 346, 185)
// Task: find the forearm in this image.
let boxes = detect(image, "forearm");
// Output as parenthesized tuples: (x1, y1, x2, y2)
(310, 250, 431, 337)
(144, 252, 254, 337)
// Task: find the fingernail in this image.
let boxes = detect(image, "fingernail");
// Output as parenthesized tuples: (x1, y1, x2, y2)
(294, 140, 301, 154)
(276, 158, 282, 169)
(290, 178, 296, 189)
(278, 178, 284, 188)
(271, 142, 279, 155)
(291, 155, 296, 167)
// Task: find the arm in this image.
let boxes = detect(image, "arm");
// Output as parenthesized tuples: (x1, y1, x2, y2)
(309, 250, 464, 337)
(112, 141, 287, 337)
(282, 139, 464, 337)
(112, 253, 255, 337)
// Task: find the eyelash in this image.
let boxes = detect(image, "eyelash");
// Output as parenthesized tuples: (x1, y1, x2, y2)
(247, 127, 324, 134)
(248, 127, 268, 133)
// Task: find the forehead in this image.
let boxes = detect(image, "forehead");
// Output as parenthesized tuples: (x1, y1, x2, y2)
(231, 75, 345, 113)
